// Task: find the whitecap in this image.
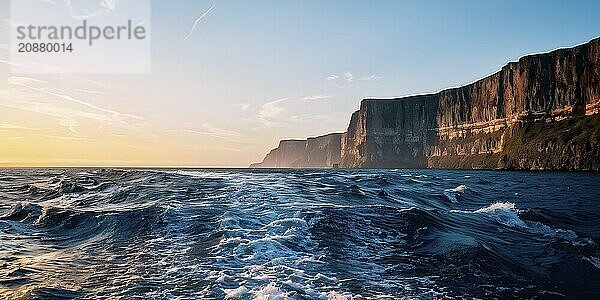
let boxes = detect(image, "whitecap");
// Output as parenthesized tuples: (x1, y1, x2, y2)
(471, 203, 581, 241)
(443, 185, 467, 203)
(254, 283, 288, 300)
(474, 202, 515, 213)
(445, 184, 467, 194)
(224, 286, 249, 299)
(326, 291, 352, 300)
(473, 202, 527, 227)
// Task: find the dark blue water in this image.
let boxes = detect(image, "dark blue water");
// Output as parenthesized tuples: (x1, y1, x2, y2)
(0, 169, 599, 299)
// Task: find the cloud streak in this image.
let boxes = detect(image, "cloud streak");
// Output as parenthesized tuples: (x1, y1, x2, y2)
(254, 95, 335, 128)
(0, 123, 39, 131)
(0, 58, 19, 66)
(258, 97, 288, 126)
(8, 76, 141, 122)
(1, 76, 145, 135)
(302, 95, 333, 101)
(183, 5, 215, 41)
(359, 74, 381, 81)
(187, 123, 243, 138)
(166, 123, 244, 143)
(326, 72, 381, 83)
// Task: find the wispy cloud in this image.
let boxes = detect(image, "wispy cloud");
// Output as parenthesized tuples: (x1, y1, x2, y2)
(255, 94, 334, 127)
(167, 123, 243, 143)
(0, 123, 39, 131)
(326, 72, 380, 83)
(189, 123, 242, 138)
(183, 5, 215, 41)
(41, 134, 94, 142)
(1, 76, 143, 134)
(8, 76, 141, 122)
(101, 0, 120, 11)
(258, 97, 288, 126)
(302, 95, 333, 101)
(326, 75, 339, 81)
(7, 76, 45, 85)
(344, 72, 354, 83)
(75, 88, 106, 95)
(289, 114, 328, 122)
(359, 74, 381, 81)
(0, 58, 19, 66)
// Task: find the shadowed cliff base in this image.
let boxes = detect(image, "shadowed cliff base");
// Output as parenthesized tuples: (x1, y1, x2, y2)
(428, 113, 600, 171)
(252, 37, 600, 170)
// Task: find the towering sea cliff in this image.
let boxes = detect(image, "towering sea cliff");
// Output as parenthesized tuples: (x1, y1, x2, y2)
(252, 38, 600, 170)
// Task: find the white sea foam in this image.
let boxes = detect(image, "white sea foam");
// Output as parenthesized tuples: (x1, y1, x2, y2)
(472, 202, 527, 227)
(254, 283, 288, 300)
(445, 184, 467, 194)
(443, 185, 467, 203)
(325, 291, 353, 299)
(267, 218, 308, 229)
(470, 202, 581, 241)
(224, 286, 249, 299)
(156, 169, 238, 180)
(474, 202, 515, 213)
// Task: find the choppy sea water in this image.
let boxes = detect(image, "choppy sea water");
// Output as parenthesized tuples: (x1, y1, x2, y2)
(0, 169, 599, 299)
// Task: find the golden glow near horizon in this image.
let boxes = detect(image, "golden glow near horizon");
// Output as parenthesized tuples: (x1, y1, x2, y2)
(0, 94, 254, 168)
(0, 75, 263, 167)
(0, 72, 340, 167)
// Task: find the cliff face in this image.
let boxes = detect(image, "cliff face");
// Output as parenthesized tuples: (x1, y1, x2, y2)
(250, 139, 306, 168)
(253, 38, 600, 170)
(341, 37, 600, 170)
(250, 133, 343, 168)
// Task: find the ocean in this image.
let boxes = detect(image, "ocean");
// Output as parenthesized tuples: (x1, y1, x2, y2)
(1, 169, 599, 299)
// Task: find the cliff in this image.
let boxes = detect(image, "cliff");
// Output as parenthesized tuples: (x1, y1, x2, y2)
(250, 133, 343, 168)
(253, 37, 600, 170)
(340, 37, 600, 170)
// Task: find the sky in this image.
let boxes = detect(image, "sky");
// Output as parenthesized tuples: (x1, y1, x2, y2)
(0, 0, 599, 167)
